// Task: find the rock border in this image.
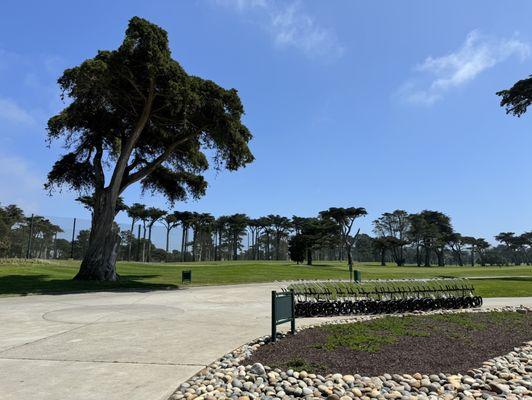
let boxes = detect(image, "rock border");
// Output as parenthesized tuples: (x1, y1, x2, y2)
(169, 306, 531, 400)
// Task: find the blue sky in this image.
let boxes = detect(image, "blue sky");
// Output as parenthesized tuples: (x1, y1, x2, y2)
(1, 0, 532, 241)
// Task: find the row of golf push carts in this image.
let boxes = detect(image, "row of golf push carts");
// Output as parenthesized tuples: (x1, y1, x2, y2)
(284, 278, 483, 317)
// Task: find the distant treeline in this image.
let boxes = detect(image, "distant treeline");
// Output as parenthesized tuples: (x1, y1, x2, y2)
(0, 203, 529, 266)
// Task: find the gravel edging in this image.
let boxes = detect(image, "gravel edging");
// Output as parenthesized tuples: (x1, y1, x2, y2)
(169, 306, 532, 400)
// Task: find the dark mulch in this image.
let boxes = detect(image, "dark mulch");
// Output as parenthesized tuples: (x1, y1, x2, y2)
(247, 311, 532, 376)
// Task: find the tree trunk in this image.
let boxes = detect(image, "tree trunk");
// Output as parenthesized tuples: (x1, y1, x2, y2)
(184, 228, 188, 261)
(147, 225, 153, 262)
(306, 248, 312, 266)
(219, 230, 223, 260)
(256, 232, 260, 260)
(233, 232, 238, 260)
(390, 247, 397, 265)
(275, 234, 280, 260)
(181, 226, 186, 262)
(424, 246, 430, 267)
(380, 249, 386, 266)
(197, 229, 202, 261)
(128, 218, 135, 261)
(436, 250, 444, 266)
(165, 227, 170, 262)
(136, 225, 141, 261)
(75, 192, 120, 281)
(192, 229, 197, 262)
(142, 222, 147, 262)
(217, 230, 222, 261)
(416, 244, 421, 267)
(346, 244, 353, 269)
(254, 230, 257, 260)
(214, 231, 218, 261)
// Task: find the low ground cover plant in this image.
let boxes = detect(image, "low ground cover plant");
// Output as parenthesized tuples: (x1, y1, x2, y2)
(248, 311, 532, 375)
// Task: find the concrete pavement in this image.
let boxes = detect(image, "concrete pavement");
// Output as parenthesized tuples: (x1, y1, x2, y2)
(0, 284, 531, 400)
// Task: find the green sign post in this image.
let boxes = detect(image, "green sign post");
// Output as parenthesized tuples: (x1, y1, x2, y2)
(271, 290, 295, 342)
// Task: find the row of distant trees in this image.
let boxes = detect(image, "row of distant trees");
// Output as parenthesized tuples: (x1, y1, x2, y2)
(0, 202, 293, 263)
(289, 208, 532, 267)
(1, 202, 530, 267)
(122, 203, 292, 263)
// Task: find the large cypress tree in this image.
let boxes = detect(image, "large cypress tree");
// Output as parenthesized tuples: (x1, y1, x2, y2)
(46, 17, 254, 280)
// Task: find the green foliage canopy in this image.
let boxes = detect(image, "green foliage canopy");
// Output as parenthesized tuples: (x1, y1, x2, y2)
(46, 16, 254, 205)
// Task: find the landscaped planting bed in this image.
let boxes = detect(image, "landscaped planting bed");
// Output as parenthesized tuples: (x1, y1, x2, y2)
(169, 308, 532, 400)
(248, 311, 530, 376)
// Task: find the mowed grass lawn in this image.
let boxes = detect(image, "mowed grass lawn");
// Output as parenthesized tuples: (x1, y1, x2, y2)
(0, 259, 531, 297)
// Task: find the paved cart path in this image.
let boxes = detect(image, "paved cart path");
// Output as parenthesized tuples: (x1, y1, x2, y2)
(0, 283, 530, 400)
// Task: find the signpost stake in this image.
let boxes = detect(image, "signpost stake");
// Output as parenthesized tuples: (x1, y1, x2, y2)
(290, 289, 295, 334)
(271, 290, 277, 341)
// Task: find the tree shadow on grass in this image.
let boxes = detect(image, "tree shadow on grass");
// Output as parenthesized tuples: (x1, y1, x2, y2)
(304, 264, 341, 268)
(470, 277, 532, 282)
(0, 274, 180, 296)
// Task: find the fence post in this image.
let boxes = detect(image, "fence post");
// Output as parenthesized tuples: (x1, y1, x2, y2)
(70, 217, 76, 259)
(26, 214, 34, 259)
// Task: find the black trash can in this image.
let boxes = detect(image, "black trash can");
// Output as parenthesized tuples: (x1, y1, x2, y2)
(182, 270, 192, 284)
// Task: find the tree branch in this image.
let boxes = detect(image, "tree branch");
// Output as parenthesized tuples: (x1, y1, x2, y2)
(93, 143, 105, 192)
(117, 69, 147, 102)
(125, 154, 146, 174)
(108, 79, 155, 197)
(120, 132, 199, 191)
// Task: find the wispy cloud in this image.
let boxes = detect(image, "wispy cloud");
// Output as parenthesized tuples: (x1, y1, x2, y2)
(214, 0, 344, 60)
(0, 97, 35, 125)
(0, 47, 65, 130)
(0, 153, 42, 213)
(397, 30, 530, 105)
